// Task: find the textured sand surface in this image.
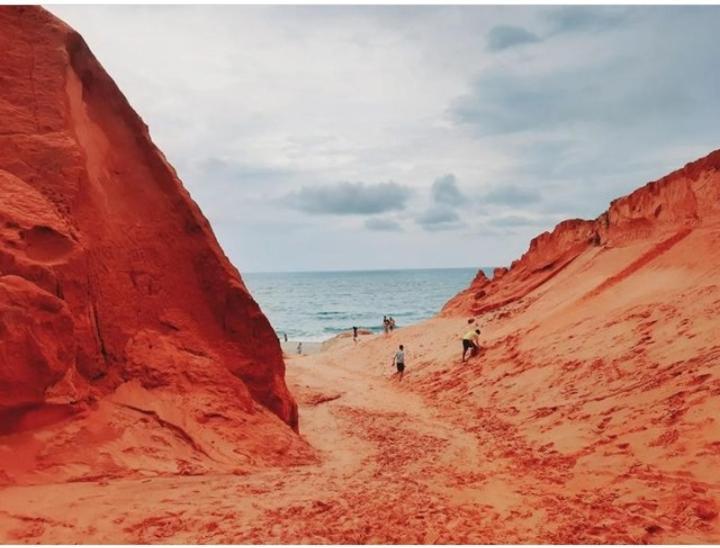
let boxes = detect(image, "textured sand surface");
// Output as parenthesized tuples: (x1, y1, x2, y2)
(1, 5, 720, 544)
(0, 4, 306, 489)
(2, 290, 719, 543)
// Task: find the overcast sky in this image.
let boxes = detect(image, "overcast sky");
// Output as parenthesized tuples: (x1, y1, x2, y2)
(50, 5, 720, 272)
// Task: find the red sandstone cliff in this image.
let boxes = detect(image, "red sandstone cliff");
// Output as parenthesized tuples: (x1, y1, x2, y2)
(0, 6, 310, 483)
(443, 149, 720, 316)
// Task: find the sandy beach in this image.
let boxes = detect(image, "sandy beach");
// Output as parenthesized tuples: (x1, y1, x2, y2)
(280, 340, 323, 356)
(3, 288, 719, 542)
(280, 330, 377, 357)
(2, 6, 720, 544)
(6, 213, 720, 542)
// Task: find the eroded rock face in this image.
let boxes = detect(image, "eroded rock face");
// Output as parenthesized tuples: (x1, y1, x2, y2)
(443, 150, 720, 316)
(0, 7, 301, 477)
(0, 276, 74, 412)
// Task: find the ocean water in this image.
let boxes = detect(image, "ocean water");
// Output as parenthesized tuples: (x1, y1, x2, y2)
(243, 267, 492, 342)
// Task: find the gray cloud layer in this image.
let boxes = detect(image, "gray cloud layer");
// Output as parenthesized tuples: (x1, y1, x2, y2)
(365, 217, 403, 232)
(483, 185, 541, 206)
(487, 25, 541, 51)
(411, 173, 471, 232)
(431, 174, 465, 206)
(489, 214, 554, 228)
(286, 182, 412, 215)
(49, 5, 720, 271)
(416, 205, 464, 231)
(455, 9, 720, 139)
(546, 6, 628, 34)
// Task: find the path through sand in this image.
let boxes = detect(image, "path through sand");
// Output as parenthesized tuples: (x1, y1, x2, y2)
(2, 319, 719, 543)
(0, 340, 505, 543)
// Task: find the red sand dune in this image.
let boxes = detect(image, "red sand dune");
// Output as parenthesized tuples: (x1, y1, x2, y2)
(443, 149, 720, 317)
(0, 6, 311, 486)
(1, 6, 719, 544)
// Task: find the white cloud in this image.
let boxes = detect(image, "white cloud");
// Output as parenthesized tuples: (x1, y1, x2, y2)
(49, 5, 720, 271)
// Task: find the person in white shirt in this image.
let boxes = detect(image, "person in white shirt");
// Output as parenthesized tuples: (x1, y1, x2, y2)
(392, 344, 406, 380)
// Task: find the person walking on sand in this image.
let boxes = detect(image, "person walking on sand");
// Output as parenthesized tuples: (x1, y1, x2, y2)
(283, 332, 288, 343)
(462, 328, 481, 362)
(297, 341, 303, 355)
(353, 326, 358, 343)
(392, 344, 406, 380)
(389, 316, 396, 331)
(383, 315, 389, 335)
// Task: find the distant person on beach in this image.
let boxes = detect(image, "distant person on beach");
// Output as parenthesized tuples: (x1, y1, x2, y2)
(297, 341, 303, 355)
(388, 317, 396, 331)
(383, 316, 389, 335)
(353, 326, 358, 342)
(462, 328, 481, 362)
(284, 332, 288, 342)
(392, 344, 406, 380)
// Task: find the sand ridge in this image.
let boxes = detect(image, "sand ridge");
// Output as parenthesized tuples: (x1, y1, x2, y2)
(2, 272, 719, 543)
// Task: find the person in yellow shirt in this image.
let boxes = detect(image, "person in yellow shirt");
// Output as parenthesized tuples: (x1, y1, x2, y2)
(462, 328, 481, 362)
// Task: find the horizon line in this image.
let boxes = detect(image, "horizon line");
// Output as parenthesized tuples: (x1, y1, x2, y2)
(243, 265, 495, 276)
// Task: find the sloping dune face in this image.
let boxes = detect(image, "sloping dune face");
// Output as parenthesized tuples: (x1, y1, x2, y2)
(0, 6, 310, 484)
(444, 149, 720, 316)
(430, 150, 720, 541)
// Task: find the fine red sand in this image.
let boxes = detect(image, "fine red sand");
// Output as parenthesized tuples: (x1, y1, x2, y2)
(0, 5, 308, 488)
(1, 6, 720, 544)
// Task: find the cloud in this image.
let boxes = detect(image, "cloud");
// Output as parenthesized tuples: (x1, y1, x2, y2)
(489, 214, 555, 228)
(364, 217, 403, 231)
(487, 25, 541, 51)
(451, 6, 720, 227)
(415, 205, 465, 231)
(195, 157, 292, 186)
(48, 5, 720, 272)
(451, 46, 712, 137)
(483, 185, 541, 206)
(417, 206, 459, 225)
(431, 174, 466, 206)
(452, 67, 612, 135)
(285, 181, 412, 215)
(546, 6, 627, 34)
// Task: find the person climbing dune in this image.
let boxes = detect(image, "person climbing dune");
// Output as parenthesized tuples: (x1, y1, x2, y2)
(392, 344, 406, 380)
(462, 328, 481, 362)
